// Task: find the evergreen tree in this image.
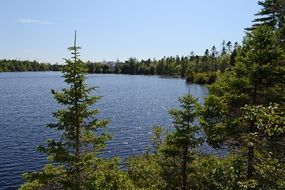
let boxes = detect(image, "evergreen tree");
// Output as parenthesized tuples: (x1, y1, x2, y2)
(247, 0, 285, 46)
(221, 40, 227, 56)
(20, 32, 111, 189)
(229, 42, 241, 66)
(201, 25, 285, 187)
(250, 0, 285, 29)
(160, 94, 203, 190)
(210, 46, 218, 72)
(239, 103, 285, 188)
(226, 41, 232, 54)
(127, 57, 138, 74)
(202, 49, 209, 72)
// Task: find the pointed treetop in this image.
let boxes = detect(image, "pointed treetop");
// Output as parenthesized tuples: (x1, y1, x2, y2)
(74, 30, 77, 48)
(68, 30, 81, 60)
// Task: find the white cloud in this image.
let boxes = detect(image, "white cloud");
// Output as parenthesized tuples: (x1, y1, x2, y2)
(18, 18, 52, 25)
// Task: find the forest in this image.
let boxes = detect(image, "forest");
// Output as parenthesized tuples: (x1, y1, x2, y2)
(19, 0, 285, 189)
(0, 59, 62, 72)
(85, 41, 238, 85)
(0, 41, 239, 85)
(0, 41, 237, 85)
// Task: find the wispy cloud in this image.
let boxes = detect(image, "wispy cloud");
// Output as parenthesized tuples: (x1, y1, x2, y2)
(18, 18, 52, 25)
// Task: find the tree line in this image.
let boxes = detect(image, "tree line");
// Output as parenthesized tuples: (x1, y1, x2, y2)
(1, 44, 235, 84)
(0, 44, 238, 85)
(86, 41, 238, 85)
(20, 0, 285, 189)
(0, 59, 62, 72)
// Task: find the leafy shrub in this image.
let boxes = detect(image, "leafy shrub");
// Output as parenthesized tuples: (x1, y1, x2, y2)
(193, 73, 208, 84)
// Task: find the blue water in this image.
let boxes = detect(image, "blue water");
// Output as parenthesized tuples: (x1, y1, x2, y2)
(0, 72, 209, 189)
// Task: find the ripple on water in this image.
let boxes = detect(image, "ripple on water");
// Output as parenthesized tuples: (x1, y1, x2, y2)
(0, 73, 208, 189)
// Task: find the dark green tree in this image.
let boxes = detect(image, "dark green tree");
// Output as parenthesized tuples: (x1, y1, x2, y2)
(202, 49, 209, 72)
(127, 57, 138, 74)
(20, 32, 111, 189)
(160, 94, 203, 190)
(201, 25, 285, 187)
(229, 42, 240, 66)
(247, 0, 285, 46)
(210, 45, 218, 72)
(249, 0, 285, 29)
(221, 40, 227, 56)
(226, 41, 232, 54)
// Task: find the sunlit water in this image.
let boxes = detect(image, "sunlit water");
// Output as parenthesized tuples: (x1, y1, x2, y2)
(0, 72, 211, 189)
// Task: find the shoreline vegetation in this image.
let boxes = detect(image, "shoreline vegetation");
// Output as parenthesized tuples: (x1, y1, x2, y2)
(0, 42, 237, 85)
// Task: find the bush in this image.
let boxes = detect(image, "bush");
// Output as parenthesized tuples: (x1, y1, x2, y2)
(193, 73, 208, 84)
(186, 71, 195, 83)
(126, 154, 165, 189)
(207, 72, 217, 84)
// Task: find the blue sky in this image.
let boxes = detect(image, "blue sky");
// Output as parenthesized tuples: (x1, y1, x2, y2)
(0, 0, 259, 64)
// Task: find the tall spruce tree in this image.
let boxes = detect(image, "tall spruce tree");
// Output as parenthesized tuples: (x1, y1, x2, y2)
(160, 93, 203, 190)
(247, 0, 285, 46)
(20, 32, 111, 189)
(247, 0, 285, 30)
(201, 25, 285, 187)
(210, 45, 218, 72)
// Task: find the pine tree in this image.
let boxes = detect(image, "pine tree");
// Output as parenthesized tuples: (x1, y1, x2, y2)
(247, 0, 285, 46)
(201, 25, 285, 187)
(221, 40, 227, 56)
(226, 41, 232, 54)
(160, 94, 203, 190)
(239, 103, 285, 188)
(247, 0, 285, 30)
(20, 31, 111, 189)
(210, 46, 218, 72)
(202, 49, 209, 72)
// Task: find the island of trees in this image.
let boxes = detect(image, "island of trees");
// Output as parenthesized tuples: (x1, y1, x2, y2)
(18, 0, 285, 189)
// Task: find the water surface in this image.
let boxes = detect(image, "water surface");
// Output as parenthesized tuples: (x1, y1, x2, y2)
(0, 72, 209, 189)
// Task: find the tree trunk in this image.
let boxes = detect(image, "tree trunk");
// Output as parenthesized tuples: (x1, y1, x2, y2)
(182, 144, 188, 190)
(247, 118, 255, 183)
(74, 56, 80, 190)
(247, 145, 254, 179)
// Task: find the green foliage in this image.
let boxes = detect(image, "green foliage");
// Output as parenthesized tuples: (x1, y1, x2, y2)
(20, 164, 67, 190)
(0, 59, 62, 72)
(247, 0, 285, 48)
(202, 25, 285, 148)
(2, 42, 236, 86)
(241, 104, 285, 138)
(248, 0, 285, 30)
(185, 70, 195, 83)
(186, 72, 217, 84)
(81, 157, 135, 190)
(20, 33, 114, 189)
(190, 153, 285, 190)
(201, 25, 285, 188)
(159, 94, 203, 190)
(191, 72, 208, 84)
(18, 2, 285, 189)
(125, 126, 166, 190)
(167, 95, 202, 147)
(150, 126, 166, 154)
(86, 61, 113, 73)
(207, 72, 217, 84)
(187, 154, 249, 190)
(86, 42, 236, 84)
(126, 154, 165, 190)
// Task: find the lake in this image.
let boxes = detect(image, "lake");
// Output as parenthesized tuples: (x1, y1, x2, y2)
(0, 72, 209, 189)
